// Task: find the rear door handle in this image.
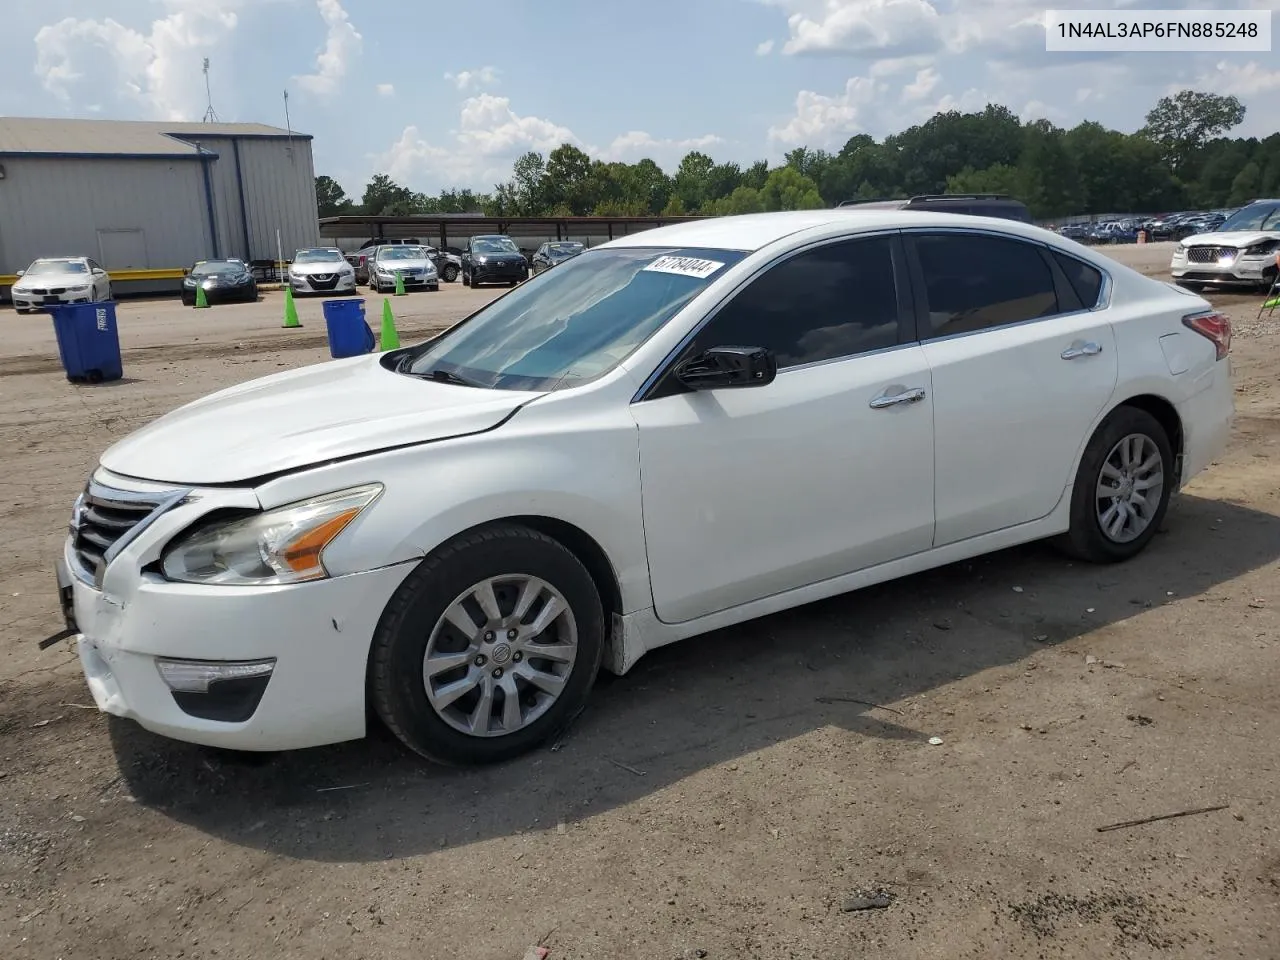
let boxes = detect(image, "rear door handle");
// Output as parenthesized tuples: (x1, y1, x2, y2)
(1061, 340, 1103, 360)
(869, 386, 927, 409)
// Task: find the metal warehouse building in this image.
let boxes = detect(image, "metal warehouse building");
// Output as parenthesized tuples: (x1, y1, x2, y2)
(0, 117, 320, 295)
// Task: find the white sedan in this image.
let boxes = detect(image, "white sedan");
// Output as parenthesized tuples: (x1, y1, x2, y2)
(10, 257, 112, 313)
(54, 210, 1234, 766)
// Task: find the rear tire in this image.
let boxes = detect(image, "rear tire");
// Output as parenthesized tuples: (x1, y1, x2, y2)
(442, 264, 458, 283)
(1055, 405, 1174, 564)
(369, 524, 605, 766)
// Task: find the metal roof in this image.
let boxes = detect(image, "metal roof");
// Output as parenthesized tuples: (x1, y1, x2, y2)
(0, 117, 311, 158)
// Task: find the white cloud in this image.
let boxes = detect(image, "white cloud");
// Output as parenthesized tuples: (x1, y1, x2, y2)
(1200, 60, 1280, 97)
(376, 82, 395, 97)
(771, 0, 944, 58)
(1020, 99, 1069, 124)
(33, 3, 240, 121)
(901, 66, 939, 100)
(375, 94, 577, 189)
(768, 76, 887, 147)
(601, 130, 724, 161)
(293, 0, 362, 95)
(756, 39, 775, 55)
(444, 66, 500, 91)
(931, 86, 990, 114)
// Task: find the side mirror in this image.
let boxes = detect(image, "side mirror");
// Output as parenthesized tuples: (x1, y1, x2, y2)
(675, 345, 777, 391)
(15, 269, 23, 277)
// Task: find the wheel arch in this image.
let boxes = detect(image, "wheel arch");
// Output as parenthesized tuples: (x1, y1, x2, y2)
(1109, 393, 1184, 485)
(365, 513, 625, 667)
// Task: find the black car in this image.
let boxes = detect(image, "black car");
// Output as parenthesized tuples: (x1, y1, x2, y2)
(531, 241, 585, 275)
(836, 193, 1033, 223)
(181, 258, 258, 305)
(462, 235, 529, 288)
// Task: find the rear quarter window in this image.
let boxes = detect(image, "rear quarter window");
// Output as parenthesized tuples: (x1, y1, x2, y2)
(1050, 250, 1105, 308)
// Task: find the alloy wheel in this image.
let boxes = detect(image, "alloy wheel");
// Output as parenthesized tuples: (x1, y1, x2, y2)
(1095, 433, 1164, 543)
(422, 575, 579, 737)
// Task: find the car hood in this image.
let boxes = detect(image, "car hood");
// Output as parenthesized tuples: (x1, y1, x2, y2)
(375, 259, 434, 271)
(15, 273, 88, 288)
(291, 261, 348, 275)
(99, 354, 544, 485)
(1181, 231, 1280, 248)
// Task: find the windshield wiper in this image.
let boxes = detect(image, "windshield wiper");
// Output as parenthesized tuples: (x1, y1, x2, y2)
(411, 367, 487, 388)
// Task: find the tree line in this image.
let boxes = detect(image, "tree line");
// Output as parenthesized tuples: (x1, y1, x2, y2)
(316, 91, 1278, 223)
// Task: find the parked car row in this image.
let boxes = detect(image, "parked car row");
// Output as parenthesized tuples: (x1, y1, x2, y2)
(1056, 209, 1233, 246)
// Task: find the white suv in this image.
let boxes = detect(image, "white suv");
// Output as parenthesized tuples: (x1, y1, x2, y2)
(1170, 198, 1280, 292)
(54, 210, 1234, 766)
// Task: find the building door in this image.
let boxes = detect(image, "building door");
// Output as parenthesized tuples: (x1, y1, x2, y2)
(96, 229, 148, 270)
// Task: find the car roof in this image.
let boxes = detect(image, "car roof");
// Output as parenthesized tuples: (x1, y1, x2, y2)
(31, 256, 87, 263)
(597, 209, 1052, 253)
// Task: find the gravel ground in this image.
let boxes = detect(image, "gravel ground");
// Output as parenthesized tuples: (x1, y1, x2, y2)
(1, 249, 1278, 960)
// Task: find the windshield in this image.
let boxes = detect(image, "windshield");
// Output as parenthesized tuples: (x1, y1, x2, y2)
(191, 261, 246, 276)
(378, 246, 428, 261)
(1219, 202, 1280, 232)
(28, 259, 87, 275)
(294, 249, 343, 263)
(402, 246, 746, 391)
(471, 237, 519, 254)
(548, 243, 584, 256)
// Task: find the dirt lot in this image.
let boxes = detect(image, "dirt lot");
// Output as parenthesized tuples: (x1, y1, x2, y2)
(1, 248, 1278, 960)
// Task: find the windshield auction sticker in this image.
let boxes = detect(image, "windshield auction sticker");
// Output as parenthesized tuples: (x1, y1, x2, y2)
(642, 256, 726, 280)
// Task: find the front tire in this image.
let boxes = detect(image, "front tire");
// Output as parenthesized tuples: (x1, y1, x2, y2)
(369, 524, 605, 766)
(442, 264, 459, 283)
(1056, 406, 1174, 564)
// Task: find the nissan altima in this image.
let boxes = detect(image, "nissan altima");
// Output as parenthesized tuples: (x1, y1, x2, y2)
(53, 210, 1233, 766)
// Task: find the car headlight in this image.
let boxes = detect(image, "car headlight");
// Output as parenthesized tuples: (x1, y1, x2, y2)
(1243, 240, 1280, 256)
(160, 484, 382, 586)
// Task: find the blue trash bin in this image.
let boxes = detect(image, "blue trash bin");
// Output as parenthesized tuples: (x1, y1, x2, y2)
(322, 298, 375, 359)
(49, 302, 123, 384)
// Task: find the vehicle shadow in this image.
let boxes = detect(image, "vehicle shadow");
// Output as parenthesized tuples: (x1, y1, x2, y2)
(109, 493, 1280, 863)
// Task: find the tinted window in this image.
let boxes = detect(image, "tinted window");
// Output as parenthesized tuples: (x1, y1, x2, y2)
(690, 237, 900, 369)
(913, 233, 1058, 338)
(403, 246, 746, 391)
(1050, 250, 1104, 308)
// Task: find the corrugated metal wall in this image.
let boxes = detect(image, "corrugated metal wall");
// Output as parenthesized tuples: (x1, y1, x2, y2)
(0, 134, 321, 275)
(235, 137, 321, 260)
(0, 157, 211, 273)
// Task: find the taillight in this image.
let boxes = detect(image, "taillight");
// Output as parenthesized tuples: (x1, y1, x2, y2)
(1183, 311, 1231, 361)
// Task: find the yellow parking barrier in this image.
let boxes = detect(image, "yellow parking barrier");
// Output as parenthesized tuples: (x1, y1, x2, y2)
(1, 267, 188, 286)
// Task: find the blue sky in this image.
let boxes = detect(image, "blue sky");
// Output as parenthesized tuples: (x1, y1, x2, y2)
(1, 0, 1277, 200)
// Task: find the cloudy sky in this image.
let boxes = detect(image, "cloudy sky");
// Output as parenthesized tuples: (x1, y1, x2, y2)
(1, 0, 1277, 198)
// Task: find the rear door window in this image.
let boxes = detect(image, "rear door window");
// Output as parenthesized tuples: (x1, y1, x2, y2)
(1050, 250, 1105, 308)
(909, 232, 1060, 339)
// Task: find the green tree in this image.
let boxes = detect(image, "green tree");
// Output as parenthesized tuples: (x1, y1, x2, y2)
(508, 151, 551, 215)
(704, 185, 765, 215)
(361, 173, 415, 216)
(315, 175, 355, 217)
(545, 143, 595, 215)
(759, 167, 824, 211)
(1141, 90, 1246, 171)
(673, 151, 716, 211)
(1228, 161, 1262, 207)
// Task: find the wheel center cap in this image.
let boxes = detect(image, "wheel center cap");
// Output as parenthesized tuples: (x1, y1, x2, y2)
(490, 642, 513, 666)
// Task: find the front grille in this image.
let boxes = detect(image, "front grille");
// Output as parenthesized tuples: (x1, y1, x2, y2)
(69, 481, 186, 586)
(1187, 246, 1235, 264)
(306, 275, 338, 290)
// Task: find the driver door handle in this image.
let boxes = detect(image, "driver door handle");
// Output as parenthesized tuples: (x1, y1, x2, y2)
(1061, 340, 1103, 360)
(869, 386, 927, 409)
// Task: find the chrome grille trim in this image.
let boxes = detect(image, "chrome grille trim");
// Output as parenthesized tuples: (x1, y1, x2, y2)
(68, 479, 192, 587)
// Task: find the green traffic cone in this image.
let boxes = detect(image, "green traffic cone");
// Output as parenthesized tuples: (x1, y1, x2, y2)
(194, 284, 209, 309)
(393, 270, 406, 297)
(1264, 296, 1280, 309)
(380, 298, 400, 351)
(282, 287, 301, 328)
